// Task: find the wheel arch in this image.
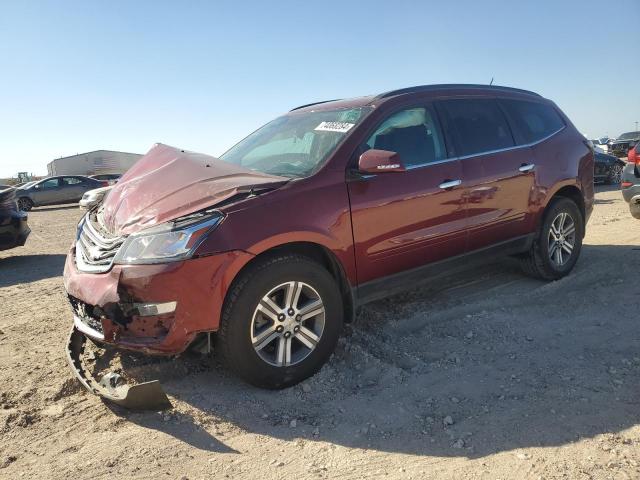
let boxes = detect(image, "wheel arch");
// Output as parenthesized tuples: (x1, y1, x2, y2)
(224, 241, 356, 324)
(540, 183, 585, 236)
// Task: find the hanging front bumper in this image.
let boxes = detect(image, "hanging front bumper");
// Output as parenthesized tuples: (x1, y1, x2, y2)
(65, 327, 172, 410)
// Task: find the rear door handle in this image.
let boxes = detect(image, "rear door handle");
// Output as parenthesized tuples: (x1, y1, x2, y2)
(438, 179, 462, 190)
(519, 163, 535, 173)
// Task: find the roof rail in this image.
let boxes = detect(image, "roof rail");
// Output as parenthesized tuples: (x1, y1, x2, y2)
(290, 99, 341, 111)
(375, 84, 541, 100)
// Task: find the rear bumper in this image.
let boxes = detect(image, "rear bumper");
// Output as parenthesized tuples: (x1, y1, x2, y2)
(0, 211, 30, 251)
(63, 246, 254, 355)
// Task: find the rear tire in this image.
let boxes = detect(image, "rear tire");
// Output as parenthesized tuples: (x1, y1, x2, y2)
(216, 254, 343, 389)
(519, 197, 583, 280)
(17, 197, 33, 211)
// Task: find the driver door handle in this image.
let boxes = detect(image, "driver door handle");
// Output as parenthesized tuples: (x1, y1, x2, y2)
(519, 163, 535, 173)
(438, 179, 462, 190)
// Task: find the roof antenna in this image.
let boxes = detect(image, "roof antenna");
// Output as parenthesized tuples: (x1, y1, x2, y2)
(489, 77, 494, 86)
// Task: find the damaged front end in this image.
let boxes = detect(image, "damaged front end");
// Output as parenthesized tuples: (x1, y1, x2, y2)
(62, 223, 254, 410)
(63, 285, 181, 410)
(62, 143, 271, 409)
(65, 327, 172, 410)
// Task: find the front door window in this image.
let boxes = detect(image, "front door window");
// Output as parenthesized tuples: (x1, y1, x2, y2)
(364, 107, 446, 167)
(40, 179, 59, 189)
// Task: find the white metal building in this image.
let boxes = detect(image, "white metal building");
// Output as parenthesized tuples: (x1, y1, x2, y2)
(47, 150, 143, 176)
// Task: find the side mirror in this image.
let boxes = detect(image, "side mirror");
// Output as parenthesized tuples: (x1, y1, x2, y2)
(34, 184, 40, 189)
(358, 149, 406, 174)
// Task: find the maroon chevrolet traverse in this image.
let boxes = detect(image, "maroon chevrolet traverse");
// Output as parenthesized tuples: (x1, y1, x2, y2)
(63, 84, 594, 405)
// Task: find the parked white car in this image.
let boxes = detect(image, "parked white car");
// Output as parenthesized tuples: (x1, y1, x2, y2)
(591, 138, 609, 153)
(79, 186, 112, 210)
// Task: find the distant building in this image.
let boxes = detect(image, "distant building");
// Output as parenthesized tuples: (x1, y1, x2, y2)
(47, 150, 143, 176)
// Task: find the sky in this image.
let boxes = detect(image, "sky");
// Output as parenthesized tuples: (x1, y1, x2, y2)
(0, 0, 638, 178)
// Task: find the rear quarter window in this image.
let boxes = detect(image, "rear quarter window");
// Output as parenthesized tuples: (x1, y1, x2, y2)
(499, 99, 565, 145)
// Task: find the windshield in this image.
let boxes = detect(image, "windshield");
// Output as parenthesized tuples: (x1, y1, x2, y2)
(220, 107, 371, 178)
(618, 131, 640, 140)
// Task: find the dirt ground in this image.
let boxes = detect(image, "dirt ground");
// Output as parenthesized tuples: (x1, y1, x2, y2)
(1, 185, 639, 480)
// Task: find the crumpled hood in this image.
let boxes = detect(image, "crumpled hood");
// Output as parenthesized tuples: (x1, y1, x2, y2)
(101, 143, 288, 236)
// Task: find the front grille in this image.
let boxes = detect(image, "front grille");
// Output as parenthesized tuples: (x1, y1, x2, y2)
(75, 209, 124, 273)
(612, 143, 628, 152)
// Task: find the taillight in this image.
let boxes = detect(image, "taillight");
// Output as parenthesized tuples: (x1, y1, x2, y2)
(622, 181, 633, 188)
(100, 181, 109, 187)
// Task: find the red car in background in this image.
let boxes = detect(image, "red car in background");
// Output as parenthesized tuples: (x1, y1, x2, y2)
(622, 145, 640, 218)
(63, 84, 594, 407)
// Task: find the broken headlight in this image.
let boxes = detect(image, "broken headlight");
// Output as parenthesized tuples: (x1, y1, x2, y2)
(113, 210, 224, 264)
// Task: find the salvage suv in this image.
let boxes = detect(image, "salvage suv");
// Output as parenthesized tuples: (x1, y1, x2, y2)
(64, 84, 594, 405)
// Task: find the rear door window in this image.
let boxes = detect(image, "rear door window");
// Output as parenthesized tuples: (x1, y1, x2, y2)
(62, 177, 83, 185)
(439, 99, 514, 157)
(364, 106, 446, 167)
(499, 99, 565, 144)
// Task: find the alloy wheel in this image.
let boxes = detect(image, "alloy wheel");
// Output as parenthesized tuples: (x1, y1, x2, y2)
(250, 281, 325, 367)
(548, 212, 576, 267)
(610, 164, 623, 184)
(17, 198, 31, 211)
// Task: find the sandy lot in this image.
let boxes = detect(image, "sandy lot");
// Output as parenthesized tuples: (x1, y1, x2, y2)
(1, 185, 639, 480)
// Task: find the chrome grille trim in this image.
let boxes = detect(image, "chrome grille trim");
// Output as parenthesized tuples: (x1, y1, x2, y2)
(75, 211, 125, 273)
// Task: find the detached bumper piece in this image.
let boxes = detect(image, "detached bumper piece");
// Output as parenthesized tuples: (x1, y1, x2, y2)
(65, 327, 172, 410)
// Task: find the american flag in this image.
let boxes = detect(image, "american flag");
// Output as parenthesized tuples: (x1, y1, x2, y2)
(93, 156, 120, 172)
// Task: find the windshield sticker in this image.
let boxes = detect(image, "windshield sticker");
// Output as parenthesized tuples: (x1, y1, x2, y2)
(314, 122, 355, 133)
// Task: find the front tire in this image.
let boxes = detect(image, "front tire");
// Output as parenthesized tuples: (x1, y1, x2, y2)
(216, 254, 343, 389)
(519, 197, 583, 280)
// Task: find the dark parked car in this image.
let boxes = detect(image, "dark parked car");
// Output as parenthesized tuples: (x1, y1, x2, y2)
(622, 146, 640, 218)
(63, 84, 593, 408)
(89, 173, 121, 185)
(609, 131, 640, 158)
(594, 151, 626, 184)
(16, 175, 105, 211)
(0, 187, 30, 251)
